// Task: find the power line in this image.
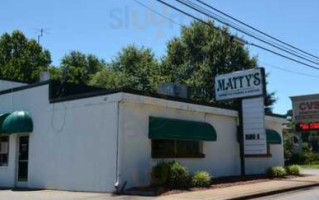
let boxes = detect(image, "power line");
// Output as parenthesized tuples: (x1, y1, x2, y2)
(134, 0, 184, 27)
(195, 0, 319, 61)
(136, 1, 319, 79)
(249, 42, 319, 70)
(154, 0, 319, 71)
(175, 0, 319, 66)
(260, 61, 319, 78)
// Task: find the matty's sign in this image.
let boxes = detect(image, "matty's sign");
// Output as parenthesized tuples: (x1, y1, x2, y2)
(215, 68, 265, 101)
(242, 97, 267, 155)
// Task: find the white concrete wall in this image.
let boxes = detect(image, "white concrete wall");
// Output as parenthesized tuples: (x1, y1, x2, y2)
(0, 88, 285, 191)
(0, 134, 18, 188)
(118, 95, 286, 189)
(0, 80, 26, 91)
(246, 117, 285, 174)
(119, 101, 241, 189)
(0, 85, 119, 192)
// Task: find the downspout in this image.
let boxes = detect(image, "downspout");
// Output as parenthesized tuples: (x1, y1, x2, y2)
(114, 97, 124, 193)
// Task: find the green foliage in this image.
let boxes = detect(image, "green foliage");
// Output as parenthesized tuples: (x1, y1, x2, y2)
(191, 171, 211, 187)
(0, 30, 51, 82)
(303, 152, 319, 164)
(59, 51, 105, 84)
(289, 152, 319, 165)
(91, 45, 160, 93)
(151, 161, 174, 186)
(151, 161, 192, 188)
(300, 164, 319, 169)
(283, 126, 296, 162)
(89, 67, 133, 89)
(266, 166, 287, 178)
(286, 165, 300, 175)
(161, 21, 275, 108)
(168, 162, 191, 188)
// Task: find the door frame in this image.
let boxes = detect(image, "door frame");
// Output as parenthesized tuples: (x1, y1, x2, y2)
(15, 134, 30, 188)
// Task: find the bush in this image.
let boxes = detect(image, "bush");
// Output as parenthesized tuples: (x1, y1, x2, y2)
(286, 165, 301, 175)
(304, 152, 319, 164)
(267, 166, 287, 178)
(151, 161, 174, 186)
(288, 152, 319, 165)
(168, 162, 191, 188)
(191, 171, 211, 187)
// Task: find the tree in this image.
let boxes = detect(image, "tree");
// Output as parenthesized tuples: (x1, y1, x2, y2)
(90, 45, 160, 93)
(161, 21, 276, 108)
(59, 51, 105, 84)
(0, 30, 51, 82)
(89, 67, 132, 89)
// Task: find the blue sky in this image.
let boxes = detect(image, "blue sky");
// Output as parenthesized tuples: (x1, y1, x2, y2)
(1, 0, 319, 114)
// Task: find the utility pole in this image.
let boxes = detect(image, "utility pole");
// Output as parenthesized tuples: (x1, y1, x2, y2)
(37, 28, 44, 44)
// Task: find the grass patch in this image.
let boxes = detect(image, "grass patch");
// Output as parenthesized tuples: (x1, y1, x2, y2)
(300, 164, 319, 169)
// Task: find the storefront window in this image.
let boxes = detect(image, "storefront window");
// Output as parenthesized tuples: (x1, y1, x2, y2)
(152, 139, 204, 158)
(0, 136, 9, 166)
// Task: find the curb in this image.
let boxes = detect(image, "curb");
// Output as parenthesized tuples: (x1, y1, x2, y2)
(227, 183, 319, 200)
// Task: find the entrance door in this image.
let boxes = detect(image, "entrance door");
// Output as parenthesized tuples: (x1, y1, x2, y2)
(17, 136, 29, 182)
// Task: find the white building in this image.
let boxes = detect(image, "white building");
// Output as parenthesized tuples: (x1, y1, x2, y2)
(0, 79, 286, 192)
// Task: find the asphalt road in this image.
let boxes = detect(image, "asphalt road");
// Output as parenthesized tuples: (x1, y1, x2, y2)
(253, 186, 319, 200)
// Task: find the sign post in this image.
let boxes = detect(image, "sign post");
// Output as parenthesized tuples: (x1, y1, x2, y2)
(215, 68, 266, 176)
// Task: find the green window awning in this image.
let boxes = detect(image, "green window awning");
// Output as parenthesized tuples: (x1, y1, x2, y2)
(266, 129, 282, 144)
(1, 111, 33, 134)
(149, 117, 217, 141)
(0, 113, 10, 134)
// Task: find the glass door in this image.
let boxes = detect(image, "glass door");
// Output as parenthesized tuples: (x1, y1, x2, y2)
(17, 136, 29, 182)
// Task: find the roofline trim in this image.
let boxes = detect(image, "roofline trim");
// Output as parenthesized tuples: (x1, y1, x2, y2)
(0, 77, 34, 84)
(50, 87, 238, 110)
(0, 80, 50, 95)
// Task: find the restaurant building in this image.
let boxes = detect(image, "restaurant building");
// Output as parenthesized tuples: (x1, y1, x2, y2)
(0, 79, 285, 192)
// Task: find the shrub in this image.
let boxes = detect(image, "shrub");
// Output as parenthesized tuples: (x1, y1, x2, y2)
(286, 165, 301, 175)
(304, 152, 319, 164)
(266, 166, 287, 178)
(168, 162, 190, 188)
(151, 161, 174, 186)
(288, 152, 319, 165)
(191, 171, 211, 187)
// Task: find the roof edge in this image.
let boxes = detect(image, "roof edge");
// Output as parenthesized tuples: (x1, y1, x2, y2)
(0, 80, 50, 96)
(0, 77, 34, 84)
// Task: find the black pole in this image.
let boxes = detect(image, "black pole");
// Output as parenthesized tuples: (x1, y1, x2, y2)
(238, 99, 246, 176)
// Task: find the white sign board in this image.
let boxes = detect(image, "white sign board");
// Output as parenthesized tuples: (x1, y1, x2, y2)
(242, 97, 267, 155)
(215, 68, 265, 101)
(291, 94, 319, 123)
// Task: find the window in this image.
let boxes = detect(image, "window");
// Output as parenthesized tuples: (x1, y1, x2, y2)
(0, 136, 9, 166)
(152, 139, 204, 158)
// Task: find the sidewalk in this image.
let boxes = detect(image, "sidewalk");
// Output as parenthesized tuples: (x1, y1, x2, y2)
(157, 175, 319, 200)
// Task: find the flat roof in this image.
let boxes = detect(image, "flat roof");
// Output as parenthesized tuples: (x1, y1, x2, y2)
(0, 80, 287, 119)
(290, 93, 319, 101)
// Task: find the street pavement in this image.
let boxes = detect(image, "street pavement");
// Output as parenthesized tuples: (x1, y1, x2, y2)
(301, 168, 319, 176)
(0, 190, 151, 200)
(1, 170, 319, 200)
(252, 186, 319, 200)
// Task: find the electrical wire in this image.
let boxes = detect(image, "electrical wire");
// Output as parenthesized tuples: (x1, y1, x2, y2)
(154, 0, 319, 71)
(260, 61, 319, 78)
(195, 0, 319, 61)
(134, 0, 184, 27)
(249, 43, 319, 70)
(176, 0, 319, 66)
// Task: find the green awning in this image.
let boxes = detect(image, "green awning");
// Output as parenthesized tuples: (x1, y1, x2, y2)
(0, 113, 10, 134)
(149, 117, 217, 141)
(2, 111, 33, 134)
(266, 129, 282, 144)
